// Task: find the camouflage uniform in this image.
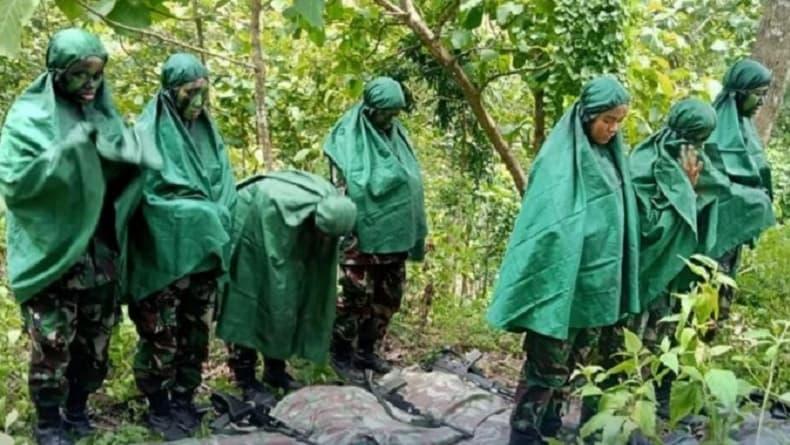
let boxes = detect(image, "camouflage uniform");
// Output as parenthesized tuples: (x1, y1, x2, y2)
(129, 272, 216, 397)
(328, 164, 408, 352)
(510, 328, 600, 438)
(332, 235, 408, 350)
(22, 238, 119, 411)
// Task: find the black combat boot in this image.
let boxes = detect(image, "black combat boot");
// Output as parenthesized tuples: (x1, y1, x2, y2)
(63, 389, 94, 438)
(144, 390, 188, 441)
(353, 339, 392, 374)
(170, 391, 204, 436)
(34, 406, 73, 445)
(263, 358, 303, 392)
(330, 338, 364, 382)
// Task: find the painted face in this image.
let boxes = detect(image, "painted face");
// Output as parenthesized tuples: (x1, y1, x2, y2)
(740, 86, 769, 117)
(57, 56, 105, 103)
(588, 105, 629, 145)
(173, 78, 209, 121)
(368, 108, 400, 131)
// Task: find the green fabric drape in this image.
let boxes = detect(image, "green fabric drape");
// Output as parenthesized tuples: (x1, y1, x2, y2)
(217, 171, 356, 362)
(126, 53, 237, 300)
(487, 76, 641, 340)
(323, 77, 427, 259)
(0, 28, 159, 302)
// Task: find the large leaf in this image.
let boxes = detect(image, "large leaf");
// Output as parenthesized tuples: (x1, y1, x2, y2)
(633, 400, 657, 437)
(0, 0, 41, 57)
(54, 0, 115, 19)
(293, 0, 324, 29)
(704, 369, 738, 411)
(670, 381, 704, 426)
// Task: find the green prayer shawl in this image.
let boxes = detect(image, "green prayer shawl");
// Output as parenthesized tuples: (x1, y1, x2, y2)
(126, 53, 237, 300)
(487, 76, 641, 340)
(0, 28, 160, 303)
(709, 59, 773, 198)
(323, 77, 427, 259)
(706, 59, 775, 256)
(217, 171, 356, 363)
(630, 98, 721, 304)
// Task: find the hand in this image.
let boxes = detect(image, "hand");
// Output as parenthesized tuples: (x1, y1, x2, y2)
(678, 144, 703, 188)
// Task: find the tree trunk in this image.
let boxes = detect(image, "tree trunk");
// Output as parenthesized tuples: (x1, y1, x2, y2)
(752, 0, 790, 143)
(372, 0, 527, 195)
(192, 0, 206, 64)
(250, 0, 274, 170)
(532, 88, 545, 154)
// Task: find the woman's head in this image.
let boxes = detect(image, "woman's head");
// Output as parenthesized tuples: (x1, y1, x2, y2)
(722, 59, 772, 117)
(47, 28, 108, 104)
(667, 98, 717, 146)
(161, 53, 210, 121)
(580, 75, 630, 145)
(363, 76, 406, 131)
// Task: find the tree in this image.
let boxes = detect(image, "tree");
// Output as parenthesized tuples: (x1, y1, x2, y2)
(752, 0, 790, 142)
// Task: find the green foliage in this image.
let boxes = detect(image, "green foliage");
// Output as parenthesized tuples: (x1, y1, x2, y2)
(0, 0, 41, 57)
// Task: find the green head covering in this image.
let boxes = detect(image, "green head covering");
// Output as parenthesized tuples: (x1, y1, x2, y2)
(218, 171, 356, 363)
(720, 59, 772, 92)
(161, 53, 209, 89)
(487, 75, 641, 339)
(579, 75, 631, 119)
(667, 98, 717, 144)
(708, 59, 774, 203)
(0, 28, 158, 302)
(363, 76, 406, 110)
(323, 76, 427, 259)
(126, 53, 237, 300)
(316, 195, 357, 236)
(46, 28, 108, 70)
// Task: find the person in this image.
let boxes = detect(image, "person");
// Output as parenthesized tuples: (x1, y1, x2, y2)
(0, 28, 160, 445)
(323, 77, 428, 378)
(486, 75, 641, 445)
(625, 98, 722, 413)
(125, 53, 237, 439)
(706, 58, 775, 326)
(217, 171, 357, 402)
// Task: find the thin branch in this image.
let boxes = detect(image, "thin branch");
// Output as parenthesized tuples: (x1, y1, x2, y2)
(362, 22, 399, 60)
(480, 62, 553, 91)
(372, 0, 406, 16)
(75, 0, 255, 69)
(433, 0, 460, 35)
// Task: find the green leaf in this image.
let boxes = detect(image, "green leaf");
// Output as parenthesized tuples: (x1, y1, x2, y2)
(479, 48, 498, 62)
(3, 409, 17, 431)
(450, 29, 471, 49)
(293, 0, 324, 29)
(580, 384, 603, 397)
(623, 328, 642, 353)
(496, 2, 524, 25)
(680, 366, 704, 382)
(293, 148, 313, 163)
(778, 392, 790, 405)
(106, 1, 153, 28)
(708, 345, 732, 357)
(600, 390, 630, 411)
(459, 0, 482, 11)
(5, 330, 20, 346)
(0, 432, 12, 445)
(670, 381, 703, 426)
(0, 0, 41, 57)
(462, 4, 484, 29)
(659, 352, 679, 374)
(705, 368, 738, 410)
(54, 0, 84, 18)
(512, 51, 527, 68)
(580, 411, 612, 437)
(633, 400, 657, 437)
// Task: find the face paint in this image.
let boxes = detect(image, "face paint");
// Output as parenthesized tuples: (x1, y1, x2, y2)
(740, 86, 769, 116)
(368, 108, 400, 131)
(57, 56, 105, 103)
(174, 78, 209, 121)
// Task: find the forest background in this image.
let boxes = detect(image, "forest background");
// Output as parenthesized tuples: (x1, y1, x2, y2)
(0, 0, 788, 443)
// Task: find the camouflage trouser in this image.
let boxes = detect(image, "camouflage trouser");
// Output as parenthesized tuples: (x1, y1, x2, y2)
(22, 283, 119, 409)
(511, 328, 600, 437)
(716, 246, 742, 323)
(333, 260, 406, 349)
(130, 272, 216, 397)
